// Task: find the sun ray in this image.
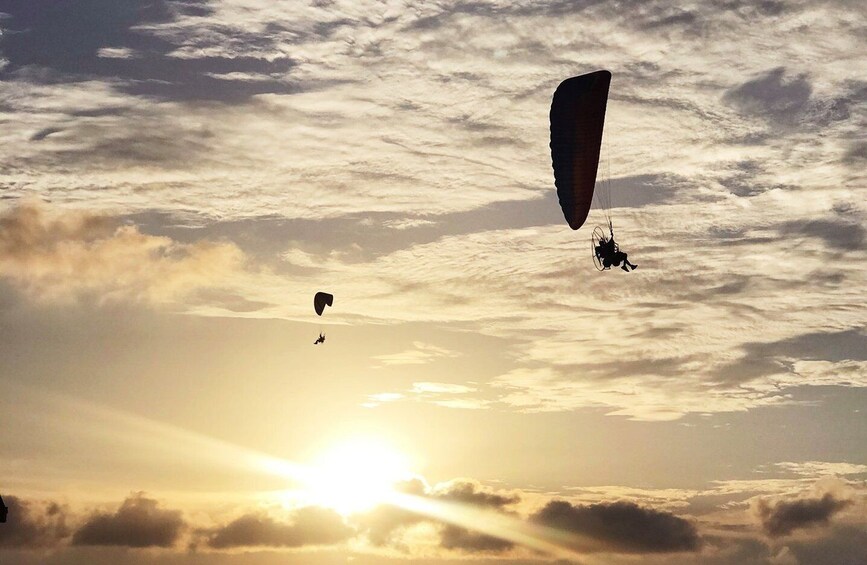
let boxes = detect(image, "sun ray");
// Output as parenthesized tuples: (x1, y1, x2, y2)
(384, 491, 593, 558)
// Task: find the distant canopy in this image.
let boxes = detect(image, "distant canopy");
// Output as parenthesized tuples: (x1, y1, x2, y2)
(550, 70, 611, 230)
(314, 292, 333, 316)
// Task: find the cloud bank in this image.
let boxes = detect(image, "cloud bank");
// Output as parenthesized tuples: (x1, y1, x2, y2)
(72, 493, 184, 548)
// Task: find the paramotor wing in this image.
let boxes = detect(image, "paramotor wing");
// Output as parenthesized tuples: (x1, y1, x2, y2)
(314, 292, 333, 316)
(550, 70, 611, 231)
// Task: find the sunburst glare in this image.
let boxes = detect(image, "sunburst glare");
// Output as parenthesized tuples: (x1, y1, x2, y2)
(301, 437, 415, 515)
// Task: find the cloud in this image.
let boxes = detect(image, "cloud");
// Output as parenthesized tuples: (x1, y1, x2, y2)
(432, 480, 519, 553)
(355, 479, 429, 546)
(394, 382, 489, 410)
(438, 523, 514, 552)
(373, 342, 461, 366)
(206, 506, 354, 549)
(754, 492, 852, 537)
(292, 190, 865, 420)
(72, 493, 184, 547)
(779, 218, 866, 251)
(717, 160, 793, 197)
(0, 202, 244, 305)
(722, 66, 865, 138)
(843, 141, 867, 163)
(771, 461, 867, 477)
(713, 328, 867, 387)
(357, 505, 426, 548)
(723, 68, 813, 126)
(782, 525, 867, 565)
(357, 479, 518, 553)
(0, 1, 865, 561)
(0, 0, 297, 103)
(0, 496, 69, 548)
(433, 479, 520, 508)
(411, 382, 475, 394)
(1, 472, 865, 562)
(530, 499, 701, 553)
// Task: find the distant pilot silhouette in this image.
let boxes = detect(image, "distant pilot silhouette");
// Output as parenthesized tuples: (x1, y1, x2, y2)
(0, 495, 8, 523)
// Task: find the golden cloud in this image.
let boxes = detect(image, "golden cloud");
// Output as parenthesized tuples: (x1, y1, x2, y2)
(0, 202, 244, 305)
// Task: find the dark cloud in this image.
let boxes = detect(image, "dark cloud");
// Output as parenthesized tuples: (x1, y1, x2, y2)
(800, 96, 852, 127)
(779, 218, 866, 250)
(206, 506, 353, 549)
(615, 0, 790, 36)
(0, 0, 299, 102)
(123, 173, 680, 265)
(718, 160, 793, 197)
(842, 141, 867, 164)
(434, 479, 520, 508)
(0, 496, 69, 548)
(710, 356, 786, 387)
(46, 118, 218, 168)
(29, 127, 64, 141)
(356, 504, 425, 547)
(763, 329, 867, 363)
(631, 4, 698, 31)
(784, 525, 867, 565)
(755, 492, 852, 537)
(550, 355, 693, 384)
(712, 328, 867, 385)
(439, 524, 514, 552)
(712, 0, 786, 16)
(723, 67, 859, 130)
(680, 534, 773, 565)
(432, 480, 518, 553)
(72, 493, 184, 547)
(723, 67, 812, 126)
(530, 500, 701, 553)
(21, 108, 214, 170)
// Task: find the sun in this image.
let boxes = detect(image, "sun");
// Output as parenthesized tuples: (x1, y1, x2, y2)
(301, 437, 414, 515)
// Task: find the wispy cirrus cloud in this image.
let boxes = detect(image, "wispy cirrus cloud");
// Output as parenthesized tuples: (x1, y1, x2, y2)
(372, 342, 461, 366)
(769, 461, 867, 477)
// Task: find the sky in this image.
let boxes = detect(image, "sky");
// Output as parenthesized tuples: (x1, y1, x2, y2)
(0, 0, 865, 564)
